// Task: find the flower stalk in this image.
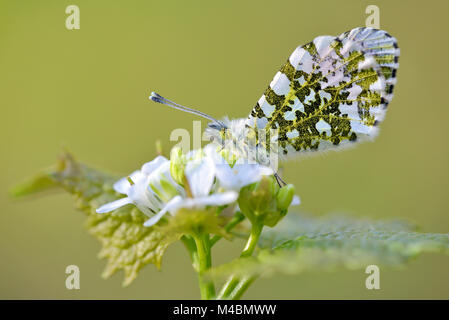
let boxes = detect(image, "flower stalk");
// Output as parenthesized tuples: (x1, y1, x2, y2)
(217, 222, 263, 299)
(226, 275, 257, 300)
(193, 233, 215, 300)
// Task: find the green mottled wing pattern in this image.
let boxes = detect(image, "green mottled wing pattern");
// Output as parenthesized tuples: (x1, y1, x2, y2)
(246, 27, 399, 155)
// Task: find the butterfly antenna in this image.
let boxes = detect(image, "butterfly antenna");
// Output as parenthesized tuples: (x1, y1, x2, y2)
(274, 172, 287, 187)
(149, 92, 226, 128)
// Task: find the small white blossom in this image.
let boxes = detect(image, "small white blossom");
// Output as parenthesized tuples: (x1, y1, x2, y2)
(96, 144, 300, 228)
(205, 146, 273, 191)
(96, 156, 182, 216)
(143, 152, 237, 227)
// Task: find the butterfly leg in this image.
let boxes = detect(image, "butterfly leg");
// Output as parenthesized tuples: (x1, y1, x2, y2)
(274, 172, 287, 187)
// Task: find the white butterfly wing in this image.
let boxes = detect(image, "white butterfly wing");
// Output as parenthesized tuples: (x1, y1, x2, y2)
(246, 27, 399, 156)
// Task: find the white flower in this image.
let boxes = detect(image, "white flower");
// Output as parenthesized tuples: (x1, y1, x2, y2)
(96, 145, 297, 228)
(204, 145, 302, 209)
(205, 145, 273, 191)
(96, 156, 182, 216)
(143, 152, 238, 227)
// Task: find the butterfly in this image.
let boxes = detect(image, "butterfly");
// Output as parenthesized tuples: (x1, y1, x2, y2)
(150, 27, 399, 182)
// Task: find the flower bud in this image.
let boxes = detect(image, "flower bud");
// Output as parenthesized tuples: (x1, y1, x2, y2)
(238, 176, 277, 226)
(238, 177, 298, 227)
(276, 184, 295, 211)
(170, 146, 186, 185)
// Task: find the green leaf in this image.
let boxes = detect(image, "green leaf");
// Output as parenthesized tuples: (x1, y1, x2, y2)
(259, 212, 418, 249)
(209, 212, 449, 278)
(12, 152, 172, 286)
(10, 172, 59, 197)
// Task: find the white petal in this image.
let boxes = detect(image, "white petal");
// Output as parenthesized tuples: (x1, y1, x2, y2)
(113, 170, 139, 194)
(206, 147, 242, 189)
(216, 164, 272, 190)
(96, 197, 133, 213)
(128, 177, 162, 215)
(190, 191, 238, 207)
(143, 196, 183, 227)
(148, 160, 171, 183)
(204, 145, 227, 165)
(135, 203, 157, 217)
(113, 170, 148, 195)
(185, 148, 201, 160)
(129, 170, 146, 183)
(113, 177, 130, 194)
(291, 195, 301, 206)
(154, 192, 238, 216)
(141, 156, 168, 175)
(214, 164, 237, 189)
(185, 157, 215, 197)
(233, 165, 263, 186)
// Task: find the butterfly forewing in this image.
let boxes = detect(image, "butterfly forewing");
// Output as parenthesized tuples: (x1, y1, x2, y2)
(247, 27, 399, 156)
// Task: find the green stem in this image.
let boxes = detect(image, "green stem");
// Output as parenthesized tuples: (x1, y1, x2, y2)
(240, 223, 263, 258)
(193, 234, 215, 300)
(227, 275, 257, 300)
(181, 235, 197, 265)
(217, 223, 263, 299)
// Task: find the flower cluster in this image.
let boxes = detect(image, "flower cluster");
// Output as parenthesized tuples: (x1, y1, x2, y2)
(96, 144, 299, 228)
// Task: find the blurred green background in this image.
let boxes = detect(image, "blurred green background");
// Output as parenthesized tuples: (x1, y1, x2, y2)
(1, 0, 448, 299)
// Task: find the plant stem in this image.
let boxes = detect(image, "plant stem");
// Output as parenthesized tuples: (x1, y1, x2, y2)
(193, 233, 215, 300)
(181, 235, 197, 265)
(217, 223, 263, 299)
(227, 275, 257, 300)
(240, 223, 263, 258)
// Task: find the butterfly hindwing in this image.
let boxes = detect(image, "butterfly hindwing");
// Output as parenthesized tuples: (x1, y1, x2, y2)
(246, 27, 399, 156)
